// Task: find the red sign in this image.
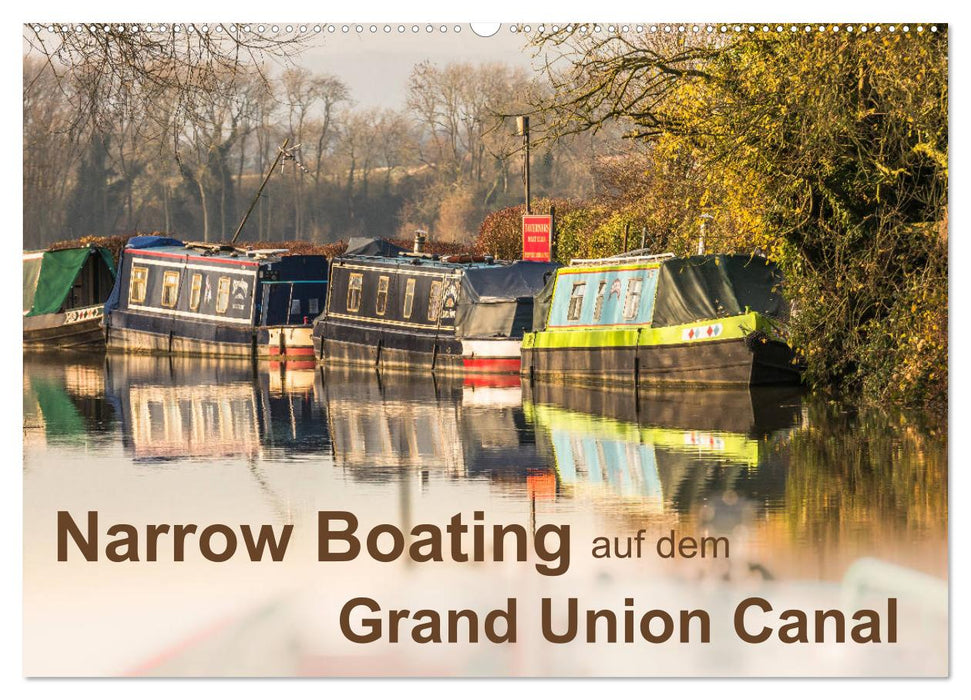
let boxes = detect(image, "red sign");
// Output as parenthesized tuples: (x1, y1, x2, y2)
(522, 214, 553, 262)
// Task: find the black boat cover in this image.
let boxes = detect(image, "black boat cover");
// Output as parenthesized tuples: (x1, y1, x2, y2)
(345, 237, 407, 258)
(455, 261, 560, 338)
(651, 255, 789, 327)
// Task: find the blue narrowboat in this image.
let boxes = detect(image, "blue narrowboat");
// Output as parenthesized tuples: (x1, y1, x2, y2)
(104, 236, 328, 359)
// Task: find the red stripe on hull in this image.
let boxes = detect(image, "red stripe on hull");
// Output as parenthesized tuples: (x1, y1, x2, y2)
(267, 346, 315, 356)
(269, 360, 316, 371)
(129, 248, 259, 267)
(462, 357, 521, 372)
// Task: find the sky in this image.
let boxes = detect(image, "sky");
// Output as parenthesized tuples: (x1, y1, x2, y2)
(282, 25, 537, 109)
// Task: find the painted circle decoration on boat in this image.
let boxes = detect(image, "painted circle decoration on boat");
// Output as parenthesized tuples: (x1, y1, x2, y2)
(681, 323, 723, 341)
(470, 23, 501, 37)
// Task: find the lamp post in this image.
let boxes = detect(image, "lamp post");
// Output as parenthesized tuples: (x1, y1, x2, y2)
(517, 116, 531, 215)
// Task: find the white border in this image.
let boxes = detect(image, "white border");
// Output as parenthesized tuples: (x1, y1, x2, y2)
(5, 1, 962, 699)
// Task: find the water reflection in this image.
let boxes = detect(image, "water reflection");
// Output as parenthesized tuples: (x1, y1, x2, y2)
(22, 357, 947, 676)
(525, 383, 801, 519)
(23, 357, 947, 538)
(322, 366, 546, 484)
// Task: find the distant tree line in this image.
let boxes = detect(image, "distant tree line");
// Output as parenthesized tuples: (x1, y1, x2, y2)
(24, 27, 616, 250)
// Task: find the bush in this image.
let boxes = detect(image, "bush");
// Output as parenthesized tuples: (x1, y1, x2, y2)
(474, 198, 579, 260)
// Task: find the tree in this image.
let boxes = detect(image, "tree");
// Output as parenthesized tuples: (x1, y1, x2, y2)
(531, 25, 948, 405)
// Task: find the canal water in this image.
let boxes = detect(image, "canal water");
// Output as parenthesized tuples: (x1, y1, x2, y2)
(23, 355, 948, 676)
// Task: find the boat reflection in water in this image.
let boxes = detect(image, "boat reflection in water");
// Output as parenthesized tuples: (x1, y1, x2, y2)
(23, 355, 113, 448)
(23, 356, 947, 676)
(103, 356, 328, 461)
(524, 382, 803, 517)
(321, 366, 547, 483)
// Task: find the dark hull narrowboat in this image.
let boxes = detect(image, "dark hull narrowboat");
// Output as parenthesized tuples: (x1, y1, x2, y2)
(313, 249, 558, 374)
(23, 246, 116, 351)
(522, 253, 803, 388)
(104, 236, 327, 360)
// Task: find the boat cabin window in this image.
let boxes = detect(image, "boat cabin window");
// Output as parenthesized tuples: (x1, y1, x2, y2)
(623, 278, 643, 320)
(347, 273, 363, 312)
(567, 282, 586, 321)
(129, 265, 148, 304)
(375, 276, 390, 316)
(593, 281, 607, 320)
(215, 277, 231, 314)
(428, 280, 444, 322)
(188, 273, 203, 311)
(161, 270, 181, 308)
(309, 298, 319, 315)
(402, 278, 416, 319)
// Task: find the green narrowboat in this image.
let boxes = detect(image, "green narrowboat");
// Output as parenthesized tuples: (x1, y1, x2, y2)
(521, 252, 802, 387)
(23, 245, 117, 350)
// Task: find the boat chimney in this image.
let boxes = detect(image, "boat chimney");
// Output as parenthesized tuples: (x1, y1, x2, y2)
(413, 230, 427, 255)
(698, 214, 713, 255)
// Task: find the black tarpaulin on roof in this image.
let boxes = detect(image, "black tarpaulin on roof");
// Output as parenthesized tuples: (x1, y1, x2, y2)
(652, 254, 789, 327)
(345, 237, 407, 257)
(531, 270, 558, 332)
(455, 261, 560, 338)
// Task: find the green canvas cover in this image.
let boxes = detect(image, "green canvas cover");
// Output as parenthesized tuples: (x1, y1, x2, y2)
(22, 254, 43, 314)
(24, 247, 116, 317)
(651, 255, 788, 327)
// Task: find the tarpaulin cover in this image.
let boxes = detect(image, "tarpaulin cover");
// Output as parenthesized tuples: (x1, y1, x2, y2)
(125, 235, 183, 249)
(24, 247, 116, 317)
(345, 237, 406, 257)
(455, 261, 559, 338)
(531, 268, 558, 331)
(651, 255, 788, 327)
(22, 255, 43, 314)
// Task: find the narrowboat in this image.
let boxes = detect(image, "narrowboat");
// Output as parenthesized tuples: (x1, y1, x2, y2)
(313, 240, 559, 373)
(23, 244, 116, 350)
(522, 252, 802, 387)
(103, 236, 328, 360)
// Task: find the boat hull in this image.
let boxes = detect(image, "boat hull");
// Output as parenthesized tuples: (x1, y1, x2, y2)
(317, 320, 523, 374)
(105, 311, 314, 360)
(23, 305, 106, 351)
(522, 335, 801, 387)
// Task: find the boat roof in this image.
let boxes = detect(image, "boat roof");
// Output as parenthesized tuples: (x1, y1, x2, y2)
(23, 243, 113, 261)
(334, 253, 547, 272)
(126, 242, 326, 266)
(567, 252, 676, 267)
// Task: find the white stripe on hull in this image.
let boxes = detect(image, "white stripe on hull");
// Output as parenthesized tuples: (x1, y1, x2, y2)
(460, 338, 522, 359)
